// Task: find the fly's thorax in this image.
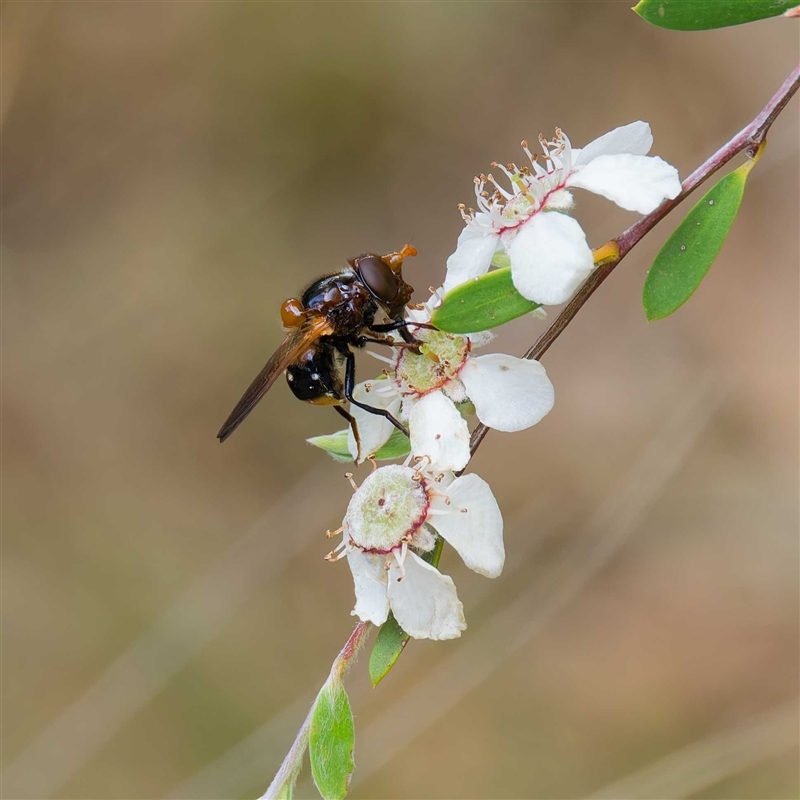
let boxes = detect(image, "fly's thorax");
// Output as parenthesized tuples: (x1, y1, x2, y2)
(301, 271, 377, 340)
(393, 330, 471, 397)
(344, 465, 434, 554)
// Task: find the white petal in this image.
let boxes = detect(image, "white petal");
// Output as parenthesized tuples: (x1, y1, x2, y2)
(347, 548, 389, 625)
(507, 212, 594, 305)
(464, 329, 495, 349)
(409, 391, 470, 472)
(568, 154, 681, 214)
(573, 121, 653, 166)
(347, 381, 402, 463)
(431, 474, 504, 578)
(387, 552, 465, 640)
(443, 229, 499, 294)
(460, 353, 554, 432)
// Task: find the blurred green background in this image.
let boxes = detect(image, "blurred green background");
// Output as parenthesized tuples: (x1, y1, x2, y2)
(2, 3, 798, 799)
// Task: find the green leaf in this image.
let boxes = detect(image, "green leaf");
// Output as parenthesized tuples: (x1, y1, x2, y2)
(643, 158, 756, 321)
(309, 678, 355, 800)
(308, 427, 410, 463)
(374, 427, 412, 460)
(367, 614, 409, 687)
(275, 782, 294, 800)
(633, 0, 796, 30)
(306, 430, 352, 463)
(368, 537, 443, 686)
(431, 268, 541, 334)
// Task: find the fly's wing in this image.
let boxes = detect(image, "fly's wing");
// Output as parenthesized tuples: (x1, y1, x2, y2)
(217, 315, 334, 443)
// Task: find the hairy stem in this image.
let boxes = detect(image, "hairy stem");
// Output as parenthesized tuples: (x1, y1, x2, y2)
(262, 622, 371, 799)
(468, 60, 800, 456)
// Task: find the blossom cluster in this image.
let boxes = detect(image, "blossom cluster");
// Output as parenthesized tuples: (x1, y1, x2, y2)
(324, 122, 680, 640)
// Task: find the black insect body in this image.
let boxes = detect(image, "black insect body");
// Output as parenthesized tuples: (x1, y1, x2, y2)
(217, 245, 420, 454)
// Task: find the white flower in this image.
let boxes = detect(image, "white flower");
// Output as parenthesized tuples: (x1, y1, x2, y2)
(444, 121, 682, 305)
(325, 463, 504, 640)
(347, 292, 555, 471)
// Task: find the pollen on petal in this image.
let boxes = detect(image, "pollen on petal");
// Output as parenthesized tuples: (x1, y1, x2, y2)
(460, 354, 554, 432)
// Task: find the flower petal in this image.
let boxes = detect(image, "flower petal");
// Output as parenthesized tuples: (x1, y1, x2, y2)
(568, 154, 681, 214)
(387, 552, 465, 640)
(409, 391, 470, 471)
(507, 212, 594, 305)
(443, 227, 499, 294)
(347, 381, 402, 463)
(347, 548, 390, 625)
(573, 121, 653, 167)
(431, 474, 504, 578)
(460, 353, 554, 432)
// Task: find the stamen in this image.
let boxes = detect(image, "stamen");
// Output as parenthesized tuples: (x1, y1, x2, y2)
(324, 540, 348, 562)
(393, 542, 408, 581)
(428, 489, 451, 504)
(414, 454, 433, 471)
(325, 525, 344, 539)
(344, 472, 358, 491)
(366, 350, 395, 364)
(367, 455, 378, 473)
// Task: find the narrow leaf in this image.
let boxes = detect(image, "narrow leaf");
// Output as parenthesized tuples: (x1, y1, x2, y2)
(373, 427, 413, 460)
(367, 614, 409, 687)
(432, 268, 541, 334)
(309, 679, 355, 800)
(306, 430, 352, 463)
(368, 537, 443, 686)
(643, 158, 756, 321)
(633, 0, 796, 30)
(308, 427, 410, 463)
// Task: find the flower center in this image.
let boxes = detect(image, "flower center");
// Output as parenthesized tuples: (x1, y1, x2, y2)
(393, 330, 470, 397)
(345, 465, 430, 554)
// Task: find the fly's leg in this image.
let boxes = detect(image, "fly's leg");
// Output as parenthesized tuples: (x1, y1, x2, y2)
(368, 319, 438, 349)
(357, 334, 418, 348)
(334, 404, 362, 462)
(342, 349, 409, 438)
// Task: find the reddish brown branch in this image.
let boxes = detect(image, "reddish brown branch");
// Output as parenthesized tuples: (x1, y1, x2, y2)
(468, 61, 800, 457)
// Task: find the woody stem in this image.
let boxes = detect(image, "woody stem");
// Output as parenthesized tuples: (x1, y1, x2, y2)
(468, 60, 800, 458)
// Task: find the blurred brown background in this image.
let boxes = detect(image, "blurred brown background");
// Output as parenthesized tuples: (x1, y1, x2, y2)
(2, 3, 798, 799)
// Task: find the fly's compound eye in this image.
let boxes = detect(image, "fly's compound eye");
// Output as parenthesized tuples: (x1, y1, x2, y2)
(356, 254, 399, 304)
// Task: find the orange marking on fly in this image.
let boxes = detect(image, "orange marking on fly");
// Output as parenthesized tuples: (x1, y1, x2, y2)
(280, 298, 305, 328)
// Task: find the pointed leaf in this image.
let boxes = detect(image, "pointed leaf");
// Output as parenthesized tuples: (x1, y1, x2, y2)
(306, 430, 352, 463)
(432, 268, 541, 334)
(633, 0, 797, 30)
(643, 158, 757, 321)
(368, 537, 443, 686)
(309, 678, 355, 800)
(308, 427, 410, 463)
(373, 427, 413, 460)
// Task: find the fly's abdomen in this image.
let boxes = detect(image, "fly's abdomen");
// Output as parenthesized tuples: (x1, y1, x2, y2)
(285, 346, 343, 404)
